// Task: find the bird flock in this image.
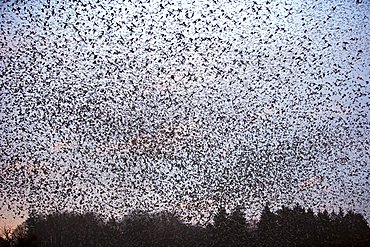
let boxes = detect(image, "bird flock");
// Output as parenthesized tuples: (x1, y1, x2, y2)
(0, 0, 369, 225)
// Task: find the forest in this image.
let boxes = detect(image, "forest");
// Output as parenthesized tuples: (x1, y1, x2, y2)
(1, 203, 369, 247)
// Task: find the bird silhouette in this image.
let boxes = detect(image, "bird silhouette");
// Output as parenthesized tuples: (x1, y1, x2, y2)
(0, 0, 369, 228)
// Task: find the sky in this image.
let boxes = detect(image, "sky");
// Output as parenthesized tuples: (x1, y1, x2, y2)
(0, 0, 369, 228)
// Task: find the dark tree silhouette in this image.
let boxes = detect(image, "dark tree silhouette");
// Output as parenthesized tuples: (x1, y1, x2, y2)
(343, 210, 370, 244)
(257, 203, 370, 247)
(317, 209, 332, 244)
(211, 206, 254, 247)
(0, 237, 10, 247)
(121, 210, 210, 247)
(227, 206, 253, 247)
(2, 203, 370, 247)
(25, 211, 107, 247)
(257, 203, 277, 246)
(211, 207, 229, 246)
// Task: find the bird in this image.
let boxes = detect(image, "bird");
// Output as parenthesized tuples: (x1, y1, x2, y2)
(0, 0, 369, 233)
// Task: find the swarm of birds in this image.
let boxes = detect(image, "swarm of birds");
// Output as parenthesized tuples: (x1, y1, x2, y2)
(0, 0, 369, 224)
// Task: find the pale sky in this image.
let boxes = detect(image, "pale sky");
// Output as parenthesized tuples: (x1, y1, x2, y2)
(0, 0, 369, 227)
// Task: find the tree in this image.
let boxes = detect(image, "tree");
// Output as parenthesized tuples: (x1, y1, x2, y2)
(0, 224, 37, 247)
(24, 211, 108, 247)
(9, 223, 33, 247)
(5, 203, 370, 247)
(342, 210, 370, 246)
(0, 227, 12, 246)
(317, 209, 332, 245)
(258, 203, 277, 247)
(0, 236, 10, 247)
(120, 210, 206, 247)
(227, 206, 251, 247)
(211, 206, 253, 247)
(212, 206, 230, 247)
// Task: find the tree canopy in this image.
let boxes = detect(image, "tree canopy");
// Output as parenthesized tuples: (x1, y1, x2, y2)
(2, 203, 370, 247)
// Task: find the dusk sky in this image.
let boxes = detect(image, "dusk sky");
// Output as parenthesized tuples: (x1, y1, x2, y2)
(0, 0, 369, 228)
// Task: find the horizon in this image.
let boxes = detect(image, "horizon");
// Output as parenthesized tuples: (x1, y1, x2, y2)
(2, 199, 370, 233)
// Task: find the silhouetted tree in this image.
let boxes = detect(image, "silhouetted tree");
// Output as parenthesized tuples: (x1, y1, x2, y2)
(317, 209, 332, 245)
(121, 210, 208, 247)
(227, 206, 253, 247)
(0, 223, 38, 247)
(4, 203, 370, 247)
(257, 203, 370, 247)
(0, 236, 10, 247)
(25, 211, 108, 247)
(211, 207, 226, 243)
(258, 203, 277, 246)
(0, 227, 12, 246)
(211, 207, 230, 247)
(210, 206, 253, 247)
(343, 210, 370, 245)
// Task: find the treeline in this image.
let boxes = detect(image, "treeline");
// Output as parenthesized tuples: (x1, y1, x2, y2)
(1, 204, 370, 247)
